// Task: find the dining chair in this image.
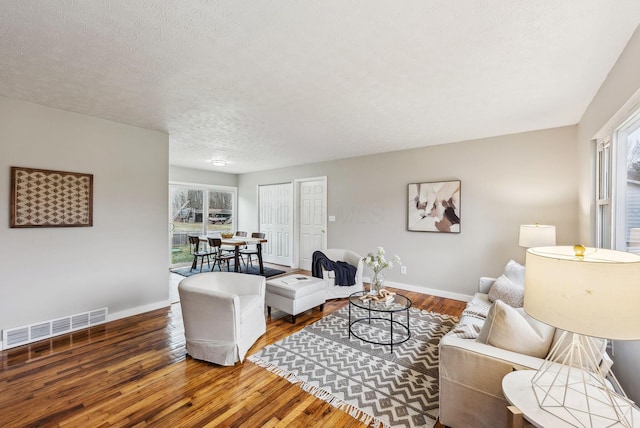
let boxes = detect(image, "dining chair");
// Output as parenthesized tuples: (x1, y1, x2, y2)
(208, 237, 235, 272)
(221, 230, 249, 258)
(239, 232, 265, 270)
(188, 235, 211, 272)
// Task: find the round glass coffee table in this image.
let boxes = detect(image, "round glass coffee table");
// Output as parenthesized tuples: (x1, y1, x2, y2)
(348, 291, 411, 352)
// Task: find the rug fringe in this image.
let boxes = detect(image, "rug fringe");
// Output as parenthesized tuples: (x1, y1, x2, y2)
(248, 355, 300, 382)
(247, 356, 391, 428)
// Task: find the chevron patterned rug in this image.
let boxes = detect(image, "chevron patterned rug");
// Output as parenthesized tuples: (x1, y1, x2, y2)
(248, 305, 458, 428)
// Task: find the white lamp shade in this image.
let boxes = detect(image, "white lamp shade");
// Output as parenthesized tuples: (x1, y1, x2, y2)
(519, 224, 556, 248)
(524, 246, 640, 340)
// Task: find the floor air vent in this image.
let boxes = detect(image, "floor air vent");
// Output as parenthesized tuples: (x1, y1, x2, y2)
(2, 307, 108, 350)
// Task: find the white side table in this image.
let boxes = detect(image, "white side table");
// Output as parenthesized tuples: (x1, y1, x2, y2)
(502, 370, 640, 428)
(502, 370, 573, 428)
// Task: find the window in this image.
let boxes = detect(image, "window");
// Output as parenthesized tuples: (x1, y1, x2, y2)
(169, 184, 237, 266)
(596, 139, 612, 248)
(596, 109, 640, 253)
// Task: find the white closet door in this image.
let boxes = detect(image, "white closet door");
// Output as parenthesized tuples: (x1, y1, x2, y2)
(259, 183, 293, 266)
(299, 179, 327, 271)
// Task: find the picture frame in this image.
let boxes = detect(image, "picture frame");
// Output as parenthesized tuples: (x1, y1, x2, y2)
(10, 166, 93, 228)
(407, 180, 460, 233)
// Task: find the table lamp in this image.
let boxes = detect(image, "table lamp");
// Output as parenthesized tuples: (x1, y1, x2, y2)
(519, 224, 557, 248)
(524, 245, 640, 427)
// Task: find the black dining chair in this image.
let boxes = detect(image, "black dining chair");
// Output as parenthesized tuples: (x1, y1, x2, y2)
(188, 235, 211, 272)
(208, 237, 235, 272)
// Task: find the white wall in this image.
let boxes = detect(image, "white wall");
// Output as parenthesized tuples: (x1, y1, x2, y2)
(169, 165, 238, 187)
(0, 97, 170, 340)
(577, 24, 640, 403)
(239, 125, 579, 298)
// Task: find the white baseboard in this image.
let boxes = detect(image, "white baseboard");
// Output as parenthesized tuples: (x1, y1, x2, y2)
(107, 300, 172, 323)
(364, 276, 473, 302)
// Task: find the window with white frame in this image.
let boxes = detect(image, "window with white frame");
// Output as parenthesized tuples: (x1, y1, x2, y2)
(596, 109, 640, 253)
(596, 138, 612, 248)
(169, 183, 237, 266)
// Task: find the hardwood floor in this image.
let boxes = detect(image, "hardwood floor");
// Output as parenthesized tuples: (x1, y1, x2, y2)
(0, 274, 467, 427)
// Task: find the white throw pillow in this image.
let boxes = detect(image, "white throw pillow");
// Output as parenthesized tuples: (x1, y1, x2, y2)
(487, 274, 524, 308)
(503, 259, 526, 286)
(547, 329, 608, 370)
(477, 300, 556, 358)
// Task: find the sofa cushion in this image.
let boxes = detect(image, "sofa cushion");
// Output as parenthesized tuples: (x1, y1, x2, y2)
(503, 259, 526, 285)
(487, 274, 524, 308)
(547, 329, 608, 368)
(477, 300, 556, 358)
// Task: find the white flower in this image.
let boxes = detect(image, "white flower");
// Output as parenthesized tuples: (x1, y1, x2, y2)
(362, 246, 401, 275)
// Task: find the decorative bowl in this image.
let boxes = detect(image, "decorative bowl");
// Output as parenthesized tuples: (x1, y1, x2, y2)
(221, 232, 234, 239)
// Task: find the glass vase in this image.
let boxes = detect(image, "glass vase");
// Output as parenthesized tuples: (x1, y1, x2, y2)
(370, 272, 384, 295)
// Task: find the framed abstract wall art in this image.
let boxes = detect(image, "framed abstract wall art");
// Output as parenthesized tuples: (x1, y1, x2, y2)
(10, 166, 93, 228)
(407, 180, 460, 233)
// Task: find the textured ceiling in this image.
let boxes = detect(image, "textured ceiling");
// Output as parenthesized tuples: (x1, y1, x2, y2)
(1, 1, 640, 174)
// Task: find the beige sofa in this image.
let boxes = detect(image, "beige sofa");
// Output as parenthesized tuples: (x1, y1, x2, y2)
(438, 277, 611, 428)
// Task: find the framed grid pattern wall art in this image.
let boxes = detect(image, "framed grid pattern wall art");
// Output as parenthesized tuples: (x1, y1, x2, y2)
(10, 166, 93, 228)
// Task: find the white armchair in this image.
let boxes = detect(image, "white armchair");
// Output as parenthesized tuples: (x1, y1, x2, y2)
(178, 272, 266, 366)
(322, 249, 364, 299)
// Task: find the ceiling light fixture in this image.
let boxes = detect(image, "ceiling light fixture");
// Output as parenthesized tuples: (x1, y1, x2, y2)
(210, 159, 227, 167)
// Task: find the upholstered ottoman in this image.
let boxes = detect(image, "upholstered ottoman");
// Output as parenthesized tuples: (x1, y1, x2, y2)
(266, 274, 326, 323)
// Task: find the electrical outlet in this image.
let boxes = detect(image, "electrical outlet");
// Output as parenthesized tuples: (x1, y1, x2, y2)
(401, 266, 407, 275)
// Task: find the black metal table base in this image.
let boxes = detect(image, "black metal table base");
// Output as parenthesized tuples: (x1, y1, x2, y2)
(348, 296, 411, 352)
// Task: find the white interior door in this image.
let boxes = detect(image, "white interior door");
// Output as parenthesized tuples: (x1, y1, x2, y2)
(259, 183, 293, 266)
(298, 178, 327, 271)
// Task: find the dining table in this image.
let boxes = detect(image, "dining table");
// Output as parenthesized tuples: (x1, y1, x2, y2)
(200, 235, 268, 274)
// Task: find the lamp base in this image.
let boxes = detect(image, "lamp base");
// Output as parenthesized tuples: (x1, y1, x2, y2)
(532, 332, 637, 427)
